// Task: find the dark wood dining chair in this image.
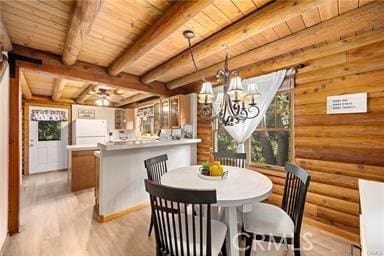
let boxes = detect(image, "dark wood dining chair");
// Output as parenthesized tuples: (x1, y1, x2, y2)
(144, 154, 168, 184)
(144, 154, 168, 236)
(213, 152, 246, 168)
(144, 179, 227, 256)
(242, 163, 311, 256)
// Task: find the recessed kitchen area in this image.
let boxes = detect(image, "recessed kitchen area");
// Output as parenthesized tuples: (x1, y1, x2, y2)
(21, 70, 199, 200)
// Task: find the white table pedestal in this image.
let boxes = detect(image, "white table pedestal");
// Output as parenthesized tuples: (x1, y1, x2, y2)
(223, 207, 240, 256)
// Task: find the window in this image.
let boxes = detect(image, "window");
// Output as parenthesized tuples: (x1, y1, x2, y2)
(250, 90, 293, 167)
(38, 121, 62, 141)
(213, 75, 294, 167)
(217, 124, 237, 153)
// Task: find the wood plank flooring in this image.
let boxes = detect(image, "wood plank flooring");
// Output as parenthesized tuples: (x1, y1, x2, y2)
(3, 171, 358, 256)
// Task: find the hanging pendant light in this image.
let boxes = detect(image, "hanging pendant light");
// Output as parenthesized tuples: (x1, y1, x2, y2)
(183, 30, 261, 126)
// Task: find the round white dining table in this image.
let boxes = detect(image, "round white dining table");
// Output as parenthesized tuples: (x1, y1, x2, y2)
(161, 165, 273, 256)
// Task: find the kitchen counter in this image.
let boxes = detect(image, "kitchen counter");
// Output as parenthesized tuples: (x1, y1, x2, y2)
(95, 138, 201, 221)
(97, 139, 201, 151)
(66, 144, 100, 151)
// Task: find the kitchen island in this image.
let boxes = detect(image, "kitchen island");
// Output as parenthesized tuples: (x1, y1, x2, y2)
(95, 139, 201, 222)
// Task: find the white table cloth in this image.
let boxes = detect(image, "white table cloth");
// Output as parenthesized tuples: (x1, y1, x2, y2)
(161, 165, 273, 256)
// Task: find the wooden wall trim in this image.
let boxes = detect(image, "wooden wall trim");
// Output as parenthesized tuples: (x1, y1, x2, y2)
(8, 67, 20, 234)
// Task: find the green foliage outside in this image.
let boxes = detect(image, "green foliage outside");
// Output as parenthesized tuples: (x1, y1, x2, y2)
(217, 91, 292, 167)
(38, 121, 61, 141)
(217, 127, 237, 153)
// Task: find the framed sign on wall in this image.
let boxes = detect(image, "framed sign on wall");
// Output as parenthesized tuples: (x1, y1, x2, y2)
(78, 109, 96, 119)
(326, 92, 367, 114)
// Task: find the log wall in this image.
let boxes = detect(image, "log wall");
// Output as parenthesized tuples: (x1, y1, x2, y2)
(196, 36, 384, 242)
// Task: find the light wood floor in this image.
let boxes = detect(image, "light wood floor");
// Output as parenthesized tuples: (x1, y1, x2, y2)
(3, 171, 357, 256)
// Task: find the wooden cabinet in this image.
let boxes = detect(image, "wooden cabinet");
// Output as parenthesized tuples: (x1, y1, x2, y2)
(125, 108, 135, 129)
(115, 109, 126, 129)
(160, 98, 170, 129)
(169, 95, 191, 129)
(136, 95, 190, 135)
(95, 154, 100, 208)
(71, 150, 97, 192)
(153, 101, 161, 133)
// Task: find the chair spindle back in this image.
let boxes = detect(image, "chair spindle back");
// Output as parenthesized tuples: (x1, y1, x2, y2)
(145, 179, 217, 256)
(281, 163, 311, 235)
(213, 152, 246, 168)
(144, 154, 168, 184)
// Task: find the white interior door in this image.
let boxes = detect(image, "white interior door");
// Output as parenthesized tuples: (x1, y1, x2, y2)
(29, 107, 68, 174)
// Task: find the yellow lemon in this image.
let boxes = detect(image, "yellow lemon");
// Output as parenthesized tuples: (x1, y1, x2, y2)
(210, 162, 223, 176)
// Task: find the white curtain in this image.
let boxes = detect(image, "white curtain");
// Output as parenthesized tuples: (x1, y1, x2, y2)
(215, 69, 287, 153)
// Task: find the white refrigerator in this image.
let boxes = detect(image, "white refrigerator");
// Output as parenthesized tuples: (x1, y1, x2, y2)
(72, 119, 107, 145)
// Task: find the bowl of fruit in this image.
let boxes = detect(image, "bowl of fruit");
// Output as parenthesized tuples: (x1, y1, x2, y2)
(198, 161, 228, 181)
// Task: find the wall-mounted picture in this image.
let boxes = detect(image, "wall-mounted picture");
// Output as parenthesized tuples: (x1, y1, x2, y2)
(183, 124, 193, 139)
(78, 109, 95, 119)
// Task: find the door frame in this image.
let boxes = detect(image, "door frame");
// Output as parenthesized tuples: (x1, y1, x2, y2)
(23, 102, 71, 175)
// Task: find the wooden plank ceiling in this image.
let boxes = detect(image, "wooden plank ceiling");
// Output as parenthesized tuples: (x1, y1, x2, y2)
(20, 69, 140, 106)
(0, 0, 380, 105)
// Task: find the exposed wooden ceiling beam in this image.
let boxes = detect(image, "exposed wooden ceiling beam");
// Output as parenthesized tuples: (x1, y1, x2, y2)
(107, 0, 214, 76)
(76, 83, 96, 104)
(168, 1, 384, 89)
(62, 0, 103, 65)
(114, 93, 154, 107)
(20, 71, 33, 99)
(125, 97, 160, 109)
(12, 45, 177, 96)
(52, 78, 67, 101)
(27, 95, 75, 104)
(0, 18, 12, 51)
(183, 28, 384, 94)
(141, 0, 326, 84)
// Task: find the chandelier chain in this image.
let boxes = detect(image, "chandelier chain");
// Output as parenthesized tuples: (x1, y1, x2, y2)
(186, 38, 206, 82)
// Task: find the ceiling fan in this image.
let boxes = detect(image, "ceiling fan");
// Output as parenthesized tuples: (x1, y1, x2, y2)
(87, 86, 125, 106)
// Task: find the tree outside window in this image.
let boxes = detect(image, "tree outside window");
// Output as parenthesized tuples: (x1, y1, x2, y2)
(215, 89, 293, 167)
(38, 121, 62, 141)
(250, 90, 292, 167)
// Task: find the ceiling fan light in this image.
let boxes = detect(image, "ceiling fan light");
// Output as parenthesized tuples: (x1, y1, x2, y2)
(114, 89, 124, 95)
(95, 98, 110, 107)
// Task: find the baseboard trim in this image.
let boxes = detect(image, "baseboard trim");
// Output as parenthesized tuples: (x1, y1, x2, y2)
(96, 202, 149, 223)
(303, 217, 360, 244)
(0, 235, 10, 256)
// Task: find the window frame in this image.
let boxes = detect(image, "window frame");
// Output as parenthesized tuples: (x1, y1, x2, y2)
(247, 87, 294, 170)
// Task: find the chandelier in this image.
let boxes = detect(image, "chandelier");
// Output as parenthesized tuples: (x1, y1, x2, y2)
(183, 30, 261, 126)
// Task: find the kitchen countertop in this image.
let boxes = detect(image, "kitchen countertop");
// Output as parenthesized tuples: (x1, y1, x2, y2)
(66, 144, 100, 151)
(98, 139, 201, 151)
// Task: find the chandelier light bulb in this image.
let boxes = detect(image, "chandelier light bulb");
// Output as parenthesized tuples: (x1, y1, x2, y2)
(198, 81, 214, 104)
(228, 75, 245, 103)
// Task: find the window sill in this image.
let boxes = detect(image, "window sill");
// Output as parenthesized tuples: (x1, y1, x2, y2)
(247, 162, 285, 172)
